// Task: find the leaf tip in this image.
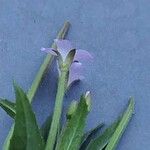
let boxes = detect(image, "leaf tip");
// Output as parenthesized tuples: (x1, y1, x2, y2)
(128, 97, 135, 115)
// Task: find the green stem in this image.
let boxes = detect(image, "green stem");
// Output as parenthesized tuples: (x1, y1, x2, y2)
(45, 66, 68, 150)
(27, 21, 70, 103)
(3, 21, 70, 150)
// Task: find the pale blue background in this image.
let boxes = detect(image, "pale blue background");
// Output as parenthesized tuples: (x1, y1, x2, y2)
(0, 0, 150, 149)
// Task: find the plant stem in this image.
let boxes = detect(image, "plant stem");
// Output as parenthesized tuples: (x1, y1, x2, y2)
(2, 21, 70, 150)
(27, 21, 70, 103)
(45, 65, 68, 150)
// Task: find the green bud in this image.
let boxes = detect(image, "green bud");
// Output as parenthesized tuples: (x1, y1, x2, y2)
(65, 49, 76, 67)
(66, 100, 78, 119)
(85, 91, 92, 112)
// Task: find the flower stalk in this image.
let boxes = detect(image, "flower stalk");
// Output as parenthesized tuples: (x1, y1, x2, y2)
(45, 64, 69, 150)
(27, 21, 70, 102)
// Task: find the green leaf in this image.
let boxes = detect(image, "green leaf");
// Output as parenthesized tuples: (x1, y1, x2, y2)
(9, 83, 45, 150)
(105, 98, 135, 150)
(3, 125, 14, 150)
(80, 123, 104, 150)
(55, 95, 89, 150)
(0, 99, 16, 118)
(40, 115, 52, 142)
(86, 98, 135, 150)
(86, 118, 121, 150)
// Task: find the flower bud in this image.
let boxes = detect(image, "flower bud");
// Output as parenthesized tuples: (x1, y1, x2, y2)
(66, 100, 78, 119)
(85, 91, 92, 112)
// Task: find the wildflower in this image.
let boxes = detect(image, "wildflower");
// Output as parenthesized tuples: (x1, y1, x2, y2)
(41, 39, 93, 87)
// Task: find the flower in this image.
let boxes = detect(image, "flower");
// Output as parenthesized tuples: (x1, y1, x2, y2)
(41, 39, 93, 87)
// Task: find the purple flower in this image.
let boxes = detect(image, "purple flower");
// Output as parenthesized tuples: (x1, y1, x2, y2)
(41, 39, 93, 87)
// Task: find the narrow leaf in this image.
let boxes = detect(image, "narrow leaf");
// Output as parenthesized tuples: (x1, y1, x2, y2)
(86, 118, 121, 150)
(9, 83, 45, 150)
(105, 98, 135, 150)
(0, 99, 16, 118)
(80, 123, 104, 150)
(55, 95, 89, 150)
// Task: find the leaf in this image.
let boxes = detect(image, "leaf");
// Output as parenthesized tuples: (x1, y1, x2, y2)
(85, 91, 92, 112)
(40, 115, 52, 142)
(105, 98, 135, 150)
(0, 99, 16, 118)
(3, 125, 14, 150)
(55, 95, 89, 150)
(9, 83, 45, 150)
(86, 98, 135, 150)
(80, 123, 104, 150)
(86, 118, 121, 150)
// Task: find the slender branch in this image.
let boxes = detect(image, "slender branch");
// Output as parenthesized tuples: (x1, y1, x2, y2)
(27, 21, 70, 102)
(45, 65, 68, 150)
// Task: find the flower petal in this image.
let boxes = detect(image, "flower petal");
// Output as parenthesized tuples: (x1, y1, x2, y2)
(74, 49, 93, 62)
(41, 47, 57, 56)
(68, 62, 84, 87)
(54, 39, 74, 59)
